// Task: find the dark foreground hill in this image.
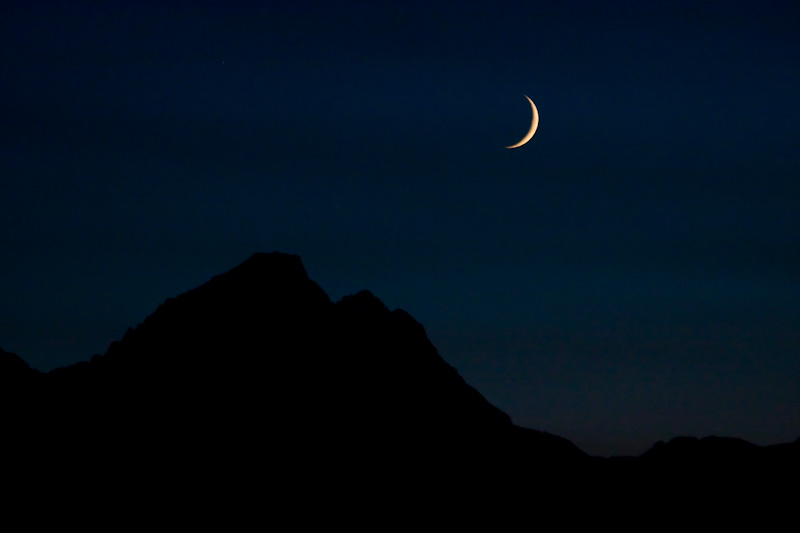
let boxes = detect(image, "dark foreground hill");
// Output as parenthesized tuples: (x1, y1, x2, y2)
(3, 254, 585, 489)
(3, 252, 798, 511)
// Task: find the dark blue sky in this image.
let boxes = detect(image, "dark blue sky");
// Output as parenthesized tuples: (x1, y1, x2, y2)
(2, 0, 799, 456)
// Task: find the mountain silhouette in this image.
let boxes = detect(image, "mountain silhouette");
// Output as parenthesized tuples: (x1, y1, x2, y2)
(3, 253, 585, 491)
(3, 252, 798, 510)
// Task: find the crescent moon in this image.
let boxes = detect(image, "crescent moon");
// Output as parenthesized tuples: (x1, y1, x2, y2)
(506, 95, 539, 149)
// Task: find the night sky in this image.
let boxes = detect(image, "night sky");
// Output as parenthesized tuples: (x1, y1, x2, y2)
(2, 1, 799, 457)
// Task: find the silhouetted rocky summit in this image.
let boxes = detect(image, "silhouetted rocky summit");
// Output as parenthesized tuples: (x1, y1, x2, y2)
(3, 252, 797, 507)
(4, 253, 585, 483)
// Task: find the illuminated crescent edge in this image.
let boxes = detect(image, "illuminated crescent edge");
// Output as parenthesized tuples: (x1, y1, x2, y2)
(506, 95, 539, 149)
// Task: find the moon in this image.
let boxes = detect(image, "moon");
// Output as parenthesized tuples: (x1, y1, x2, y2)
(506, 95, 539, 149)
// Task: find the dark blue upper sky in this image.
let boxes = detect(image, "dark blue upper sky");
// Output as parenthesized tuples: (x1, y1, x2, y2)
(2, 0, 799, 456)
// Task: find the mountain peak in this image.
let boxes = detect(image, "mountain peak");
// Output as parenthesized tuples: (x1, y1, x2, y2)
(239, 251, 306, 274)
(337, 290, 389, 315)
(167, 251, 331, 313)
(208, 251, 317, 293)
(6, 252, 798, 499)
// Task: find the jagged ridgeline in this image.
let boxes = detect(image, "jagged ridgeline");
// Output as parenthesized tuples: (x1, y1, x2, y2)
(3, 252, 797, 499)
(2, 254, 583, 480)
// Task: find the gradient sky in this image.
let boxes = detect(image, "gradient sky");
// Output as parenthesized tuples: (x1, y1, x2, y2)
(2, 0, 799, 456)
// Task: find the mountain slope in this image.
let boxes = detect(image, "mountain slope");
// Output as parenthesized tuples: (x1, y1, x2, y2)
(5, 252, 796, 499)
(4, 253, 585, 482)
